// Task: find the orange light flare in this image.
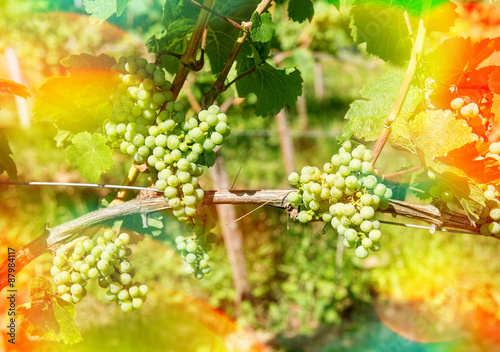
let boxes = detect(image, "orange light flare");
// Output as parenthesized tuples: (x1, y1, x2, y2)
(0, 11, 144, 106)
(372, 262, 500, 347)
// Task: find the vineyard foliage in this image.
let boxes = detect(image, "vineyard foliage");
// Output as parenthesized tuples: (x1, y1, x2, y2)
(2, 0, 500, 347)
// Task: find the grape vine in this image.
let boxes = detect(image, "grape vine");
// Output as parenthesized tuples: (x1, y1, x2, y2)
(3, 0, 500, 348)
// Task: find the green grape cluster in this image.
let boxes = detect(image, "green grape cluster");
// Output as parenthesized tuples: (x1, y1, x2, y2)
(287, 141, 392, 259)
(50, 229, 148, 312)
(175, 231, 218, 280)
(477, 184, 500, 237)
(153, 104, 230, 223)
(104, 56, 230, 225)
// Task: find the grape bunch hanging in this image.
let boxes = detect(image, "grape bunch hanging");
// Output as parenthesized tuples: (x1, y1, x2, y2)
(50, 229, 148, 312)
(288, 141, 392, 259)
(102, 55, 229, 278)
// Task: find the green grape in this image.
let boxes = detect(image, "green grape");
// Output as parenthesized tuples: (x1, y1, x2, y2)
(345, 228, 357, 242)
(70, 284, 83, 296)
(355, 246, 369, 259)
(345, 176, 357, 188)
(361, 238, 373, 249)
(360, 206, 375, 220)
(363, 175, 377, 188)
(489, 222, 500, 235)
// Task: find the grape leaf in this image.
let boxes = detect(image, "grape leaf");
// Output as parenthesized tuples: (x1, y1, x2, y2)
(147, 0, 197, 74)
(66, 132, 113, 183)
(350, 0, 457, 64)
(391, 110, 477, 159)
(54, 130, 72, 148)
(60, 53, 116, 71)
(343, 71, 422, 141)
(116, 0, 131, 16)
(118, 211, 165, 238)
(433, 170, 485, 224)
(488, 69, 500, 122)
(326, 0, 339, 8)
(489, 67, 500, 95)
(17, 278, 82, 344)
(205, 0, 260, 74)
(250, 12, 275, 43)
(288, 0, 315, 23)
(0, 78, 30, 98)
(492, 93, 500, 123)
(33, 55, 116, 133)
(0, 131, 17, 181)
(235, 61, 303, 116)
(436, 141, 500, 185)
(425, 37, 500, 109)
(390, 110, 483, 222)
(83, 0, 132, 23)
(149, 0, 259, 75)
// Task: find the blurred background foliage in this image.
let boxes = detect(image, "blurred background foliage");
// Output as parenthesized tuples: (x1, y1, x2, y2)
(1, 0, 500, 351)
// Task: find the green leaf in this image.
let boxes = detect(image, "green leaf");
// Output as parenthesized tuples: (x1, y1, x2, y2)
(146, 0, 197, 74)
(119, 211, 165, 238)
(116, 0, 131, 16)
(54, 130, 72, 148)
(203, 151, 216, 168)
(17, 278, 82, 345)
(149, 0, 260, 75)
(326, 0, 340, 9)
(205, 0, 260, 74)
(83, 0, 131, 23)
(33, 54, 116, 134)
(288, 0, 314, 23)
(250, 12, 275, 43)
(66, 132, 113, 183)
(0, 131, 17, 181)
(343, 72, 422, 141)
(350, 0, 456, 64)
(235, 61, 303, 116)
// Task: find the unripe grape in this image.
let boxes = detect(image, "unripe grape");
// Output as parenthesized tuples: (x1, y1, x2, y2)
(361, 238, 373, 249)
(345, 229, 357, 242)
(369, 229, 382, 241)
(355, 246, 369, 259)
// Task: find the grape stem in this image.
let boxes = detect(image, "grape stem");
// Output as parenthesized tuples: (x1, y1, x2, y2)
(170, 0, 216, 102)
(156, 50, 182, 60)
(371, 19, 426, 166)
(0, 189, 491, 292)
(382, 165, 422, 181)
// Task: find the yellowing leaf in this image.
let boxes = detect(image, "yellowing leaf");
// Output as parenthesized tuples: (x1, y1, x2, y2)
(391, 110, 478, 159)
(33, 54, 117, 133)
(391, 109, 484, 223)
(66, 132, 113, 183)
(0, 78, 30, 98)
(33, 70, 115, 133)
(17, 278, 82, 345)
